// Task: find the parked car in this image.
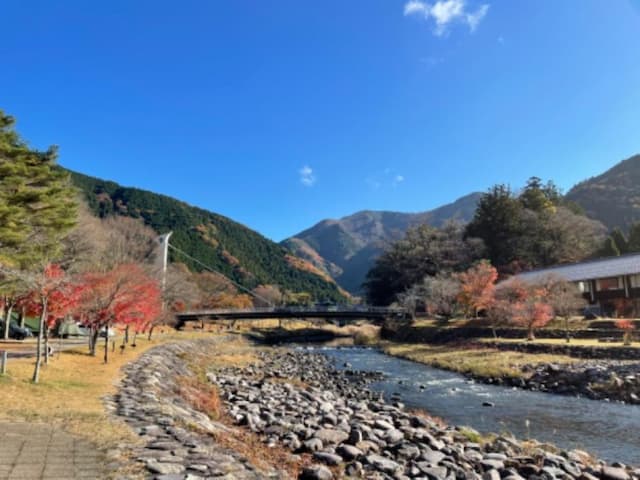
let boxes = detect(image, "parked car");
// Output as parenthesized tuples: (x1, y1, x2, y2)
(0, 321, 32, 340)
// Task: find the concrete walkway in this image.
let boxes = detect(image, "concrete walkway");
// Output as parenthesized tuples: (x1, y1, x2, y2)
(0, 422, 104, 479)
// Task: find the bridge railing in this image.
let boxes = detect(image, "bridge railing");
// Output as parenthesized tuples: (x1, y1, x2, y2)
(178, 306, 406, 316)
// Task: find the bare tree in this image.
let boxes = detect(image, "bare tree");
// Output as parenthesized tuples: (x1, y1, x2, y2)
(396, 284, 423, 321)
(423, 272, 461, 321)
(252, 284, 283, 307)
(539, 275, 586, 342)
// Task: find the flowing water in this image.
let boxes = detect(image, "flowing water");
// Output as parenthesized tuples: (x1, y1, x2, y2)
(303, 346, 640, 465)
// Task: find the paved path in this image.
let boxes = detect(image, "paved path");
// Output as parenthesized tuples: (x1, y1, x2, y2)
(0, 422, 104, 479)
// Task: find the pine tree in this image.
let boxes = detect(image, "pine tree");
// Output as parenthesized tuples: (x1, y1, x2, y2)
(599, 236, 621, 258)
(627, 223, 640, 253)
(610, 228, 628, 255)
(0, 110, 78, 379)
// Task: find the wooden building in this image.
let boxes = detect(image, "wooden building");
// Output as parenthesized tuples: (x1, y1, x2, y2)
(517, 253, 640, 317)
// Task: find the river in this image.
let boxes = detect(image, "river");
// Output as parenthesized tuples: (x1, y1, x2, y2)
(301, 346, 640, 466)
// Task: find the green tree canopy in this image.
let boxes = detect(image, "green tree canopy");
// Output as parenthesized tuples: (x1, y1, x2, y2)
(364, 223, 484, 305)
(0, 110, 77, 271)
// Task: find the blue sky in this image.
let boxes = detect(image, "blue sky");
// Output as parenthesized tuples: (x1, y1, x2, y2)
(3, 1, 640, 241)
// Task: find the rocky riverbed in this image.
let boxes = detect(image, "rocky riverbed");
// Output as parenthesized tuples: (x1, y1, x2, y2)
(211, 349, 640, 480)
(111, 338, 640, 479)
(470, 360, 640, 404)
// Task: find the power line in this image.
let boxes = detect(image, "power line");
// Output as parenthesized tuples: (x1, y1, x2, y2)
(167, 243, 273, 307)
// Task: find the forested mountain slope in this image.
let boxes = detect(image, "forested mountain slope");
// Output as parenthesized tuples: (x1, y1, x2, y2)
(66, 169, 346, 301)
(566, 154, 640, 231)
(284, 192, 482, 293)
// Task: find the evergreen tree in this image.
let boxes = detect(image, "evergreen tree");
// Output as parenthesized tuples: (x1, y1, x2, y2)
(627, 223, 640, 253)
(465, 184, 525, 268)
(599, 236, 621, 257)
(0, 109, 77, 376)
(610, 228, 629, 254)
(0, 110, 77, 269)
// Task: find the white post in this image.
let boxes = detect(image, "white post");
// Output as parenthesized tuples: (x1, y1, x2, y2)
(157, 232, 173, 294)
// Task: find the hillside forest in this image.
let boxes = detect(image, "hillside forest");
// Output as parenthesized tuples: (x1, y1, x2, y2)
(0, 109, 344, 383)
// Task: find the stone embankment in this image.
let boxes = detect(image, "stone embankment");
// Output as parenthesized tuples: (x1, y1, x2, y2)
(108, 338, 286, 479)
(211, 349, 640, 480)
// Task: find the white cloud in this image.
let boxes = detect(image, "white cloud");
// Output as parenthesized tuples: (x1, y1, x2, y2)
(392, 175, 405, 187)
(299, 165, 316, 187)
(404, 0, 490, 36)
(404, 0, 427, 15)
(466, 4, 489, 32)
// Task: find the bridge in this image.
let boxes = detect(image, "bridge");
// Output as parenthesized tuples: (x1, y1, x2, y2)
(174, 306, 408, 329)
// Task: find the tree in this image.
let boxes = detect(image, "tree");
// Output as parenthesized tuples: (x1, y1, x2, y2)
(457, 261, 498, 318)
(501, 279, 553, 341)
(22, 265, 84, 361)
(79, 264, 161, 362)
(626, 223, 640, 253)
(422, 272, 460, 321)
(466, 180, 606, 272)
(465, 185, 525, 269)
(365, 223, 484, 305)
(610, 228, 629, 255)
(0, 110, 78, 350)
(541, 276, 586, 342)
(396, 284, 423, 321)
(252, 284, 283, 307)
(598, 236, 621, 257)
(519, 177, 559, 213)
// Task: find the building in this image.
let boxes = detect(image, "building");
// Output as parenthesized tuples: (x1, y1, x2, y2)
(516, 253, 640, 316)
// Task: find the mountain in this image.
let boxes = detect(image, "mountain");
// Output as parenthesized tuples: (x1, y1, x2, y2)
(566, 154, 640, 231)
(283, 192, 483, 293)
(66, 169, 347, 302)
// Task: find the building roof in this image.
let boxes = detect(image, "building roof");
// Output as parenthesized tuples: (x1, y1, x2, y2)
(516, 253, 640, 284)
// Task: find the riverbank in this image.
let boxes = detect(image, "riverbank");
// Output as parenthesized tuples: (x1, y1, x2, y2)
(383, 342, 640, 404)
(105, 334, 640, 478)
(208, 345, 639, 479)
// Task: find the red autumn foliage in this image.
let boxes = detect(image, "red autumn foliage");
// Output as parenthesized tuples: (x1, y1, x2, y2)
(615, 319, 634, 331)
(79, 264, 161, 361)
(500, 279, 554, 340)
(20, 264, 84, 329)
(457, 261, 498, 317)
(18, 264, 85, 328)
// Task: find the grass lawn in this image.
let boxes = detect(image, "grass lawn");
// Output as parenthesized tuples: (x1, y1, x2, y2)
(382, 342, 578, 379)
(0, 330, 209, 450)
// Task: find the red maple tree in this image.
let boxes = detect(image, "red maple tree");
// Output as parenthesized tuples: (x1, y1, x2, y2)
(503, 279, 553, 341)
(79, 264, 161, 363)
(457, 261, 498, 317)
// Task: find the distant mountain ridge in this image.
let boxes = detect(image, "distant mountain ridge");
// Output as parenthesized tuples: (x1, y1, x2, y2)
(283, 192, 483, 293)
(566, 154, 640, 231)
(65, 168, 347, 301)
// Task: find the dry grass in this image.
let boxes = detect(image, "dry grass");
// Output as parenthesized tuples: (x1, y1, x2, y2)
(0, 330, 214, 448)
(383, 342, 578, 379)
(174, 337, 313, 478)
(483, 338, 638, 348)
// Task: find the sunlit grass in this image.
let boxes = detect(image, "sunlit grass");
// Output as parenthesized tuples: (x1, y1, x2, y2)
(0, 330, 216, 449)
(383, 342, 578, 379)
(483, 338, 637, 347)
